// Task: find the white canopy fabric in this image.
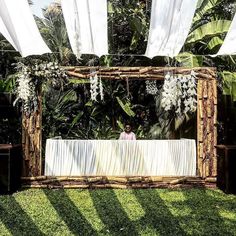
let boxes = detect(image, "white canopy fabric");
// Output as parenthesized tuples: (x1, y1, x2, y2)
(0, 17, 17, 49)
(0, 0, 51, 57)
(61, 0, 108, 58)
(145, 0, 198, 58)
(216, 13, 236, 55)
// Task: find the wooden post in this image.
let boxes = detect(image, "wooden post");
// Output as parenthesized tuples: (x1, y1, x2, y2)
(22, 88, 42, 177)
(197, 72, 217, 178)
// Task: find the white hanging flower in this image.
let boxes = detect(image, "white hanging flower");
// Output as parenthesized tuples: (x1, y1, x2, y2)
(14, 61, 67, 114)
(161, 71, 197, 117)
(146, 80, 158, 95)
(90, 73, 98, 101)
(161, 73, 179, 111)
(99, 76, 104, 101)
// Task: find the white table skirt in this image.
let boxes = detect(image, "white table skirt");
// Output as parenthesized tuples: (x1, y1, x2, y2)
(45, 139, 196, 176)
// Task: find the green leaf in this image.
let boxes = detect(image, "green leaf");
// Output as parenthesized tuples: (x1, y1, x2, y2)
(85, 100, 93, 107)
(175, 52, 203, 67)
(69, 79, 90, 84)
(69, 111, 84, 130)
(232, 82, 236, 102)
(117, 120, 124, 130)
(219, 71, 236, 98)
(193, 0, 220, 23)
(207, 36, 223, 50)
(175, 115, 185, 130)
(186, 20, 231, 44)
(116, 97, 135, 117)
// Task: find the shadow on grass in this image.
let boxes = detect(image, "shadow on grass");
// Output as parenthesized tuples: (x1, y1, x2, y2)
(133, 189, 187, 236)
(43, 189, 98, 236)
(180, 188, 236, 235)
(89, 189, 139, 236)
(0, 195, 45, 236)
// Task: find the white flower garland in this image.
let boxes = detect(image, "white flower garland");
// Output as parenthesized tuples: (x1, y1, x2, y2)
(161, 72, 178, 111)
(161, 70, 197, 116)
(90, 73, 104, 101)
(14, 73, 37, 113)
(90, 73, 98, 101)
(145, 80, 158, 95)
(14, 61, 67, 114)
(99, 76, 104, 101)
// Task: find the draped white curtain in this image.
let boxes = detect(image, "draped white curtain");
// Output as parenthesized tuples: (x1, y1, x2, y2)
(145, 0, 198, 58)
(0, 0, 51, 57)
(45, 139, 196, 176)
(61, 0, 108, 57)
(0, 17, 17, 49)
(217, 13, 236, 55)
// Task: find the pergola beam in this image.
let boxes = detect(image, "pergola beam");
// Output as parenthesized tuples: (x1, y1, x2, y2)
(65, 66, 216, 80)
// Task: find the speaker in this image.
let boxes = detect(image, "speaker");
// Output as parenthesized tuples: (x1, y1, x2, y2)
(217, 145, 236, 194)
(0, 144, 22, 194)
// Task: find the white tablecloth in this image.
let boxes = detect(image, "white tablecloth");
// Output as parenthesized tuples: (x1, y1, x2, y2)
(45, 139, 196, 176)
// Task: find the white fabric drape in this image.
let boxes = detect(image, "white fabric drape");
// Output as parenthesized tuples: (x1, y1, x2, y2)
(0, 0, 51, 57)
(145, 0, 198, 58)
(0, 17, 17, 49)
(61, 0, 108, 57)
(216, 13, 236, 55)
(45, 139, 196, 176)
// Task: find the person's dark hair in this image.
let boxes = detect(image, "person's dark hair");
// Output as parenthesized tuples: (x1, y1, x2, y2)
(124, 122, 132, 127)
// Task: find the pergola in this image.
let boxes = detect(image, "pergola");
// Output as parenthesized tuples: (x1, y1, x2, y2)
(22, 66, 217, 183)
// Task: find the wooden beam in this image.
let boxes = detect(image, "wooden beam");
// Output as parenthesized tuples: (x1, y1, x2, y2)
(64, 66, 216, 81)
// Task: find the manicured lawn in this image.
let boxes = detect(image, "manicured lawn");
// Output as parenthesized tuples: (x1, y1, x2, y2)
(0, 188, 236, 236)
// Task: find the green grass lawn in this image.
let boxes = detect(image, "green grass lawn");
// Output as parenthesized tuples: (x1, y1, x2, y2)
(0, 188, 236, 236)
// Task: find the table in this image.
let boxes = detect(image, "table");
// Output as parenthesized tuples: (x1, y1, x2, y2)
(45, 139, 196, 176)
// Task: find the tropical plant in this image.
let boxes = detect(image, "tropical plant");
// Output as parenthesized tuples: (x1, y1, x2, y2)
(3, 0, 232, 142)
(35, 2, 75, 65)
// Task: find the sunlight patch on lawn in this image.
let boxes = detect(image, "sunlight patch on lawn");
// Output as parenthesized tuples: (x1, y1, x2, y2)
(219, 210, 236, 221)
(158, 190, 187, 202)
(114, 189, 145, 221)
(158, 190, 192, 217)
(14, 189, 71, 235)
(66, 189, 106, 232)
(0, 220, 11, 236)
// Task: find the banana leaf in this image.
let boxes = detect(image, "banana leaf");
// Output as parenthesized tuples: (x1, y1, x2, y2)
(186, 20, 231, 44)
(193, 0, 220, 23)
(220, 71, 236, 101)
(175, 52, 203, 67)
(207, 36, 223, 50)
(116, 97, 135, 117)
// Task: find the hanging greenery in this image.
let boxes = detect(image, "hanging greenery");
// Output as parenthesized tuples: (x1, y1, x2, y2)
(14, 61, 67, 115)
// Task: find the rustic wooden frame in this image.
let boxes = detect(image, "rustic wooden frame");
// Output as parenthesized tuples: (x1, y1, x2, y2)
(22, 66, 217, 179)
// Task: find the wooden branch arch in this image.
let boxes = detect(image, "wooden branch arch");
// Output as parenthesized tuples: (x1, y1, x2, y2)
(22, 66, 217, 179)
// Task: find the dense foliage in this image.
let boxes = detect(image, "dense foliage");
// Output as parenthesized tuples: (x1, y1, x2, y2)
(0, 0, 236, 143)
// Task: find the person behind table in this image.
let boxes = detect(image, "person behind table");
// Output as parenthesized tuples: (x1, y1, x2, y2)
(119, 123, 136, 140)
